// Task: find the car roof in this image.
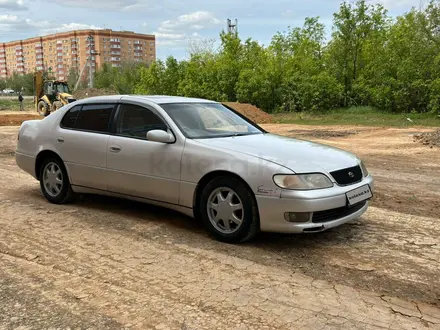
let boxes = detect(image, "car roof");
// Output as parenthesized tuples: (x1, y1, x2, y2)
(74, 95, 217, 105)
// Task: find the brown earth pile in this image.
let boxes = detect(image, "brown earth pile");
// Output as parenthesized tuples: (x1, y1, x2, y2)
(74, 88, 119, 100)
(0, 114, 40, 126)
(223, 102, 273, 124)
(413, 129, 440, 148)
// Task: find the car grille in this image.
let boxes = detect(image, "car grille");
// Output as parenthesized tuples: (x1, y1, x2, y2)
(330, 165, 363, 186)
(312, 201, 367, 223)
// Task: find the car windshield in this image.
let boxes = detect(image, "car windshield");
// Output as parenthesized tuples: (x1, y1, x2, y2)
(160, 102, 263, 139)
(56, 83, 70, 94)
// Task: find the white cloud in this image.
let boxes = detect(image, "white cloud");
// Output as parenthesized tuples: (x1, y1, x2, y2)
(153, 11, 221, 47)
(51, 0, 164, 12)
(0, 0, 26, 10)
(158, 11, 220, 33)
(368, 0, 420, 9)
(281, 9, 295, 18)
(0, 15, 100, 36)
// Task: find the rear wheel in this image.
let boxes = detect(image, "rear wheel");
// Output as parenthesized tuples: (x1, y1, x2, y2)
(39, 157, 75, 204)
(199, 176, 259, 243)
(37, 100, 49, 117)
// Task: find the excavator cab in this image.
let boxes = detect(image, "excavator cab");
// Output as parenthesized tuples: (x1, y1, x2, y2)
(43, 81, 71, 102)
(34, 71, 76, 117)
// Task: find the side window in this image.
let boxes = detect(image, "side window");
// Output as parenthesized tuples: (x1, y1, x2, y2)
(75, 103, 115, 133)
(60, 105, 81, 128)
(117, 104, 168, 139)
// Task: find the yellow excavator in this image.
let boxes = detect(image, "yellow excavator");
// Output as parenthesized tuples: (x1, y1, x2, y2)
(33, 71, 76, 116)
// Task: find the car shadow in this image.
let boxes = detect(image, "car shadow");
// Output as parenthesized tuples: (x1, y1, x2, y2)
(45, 191, 366, 250)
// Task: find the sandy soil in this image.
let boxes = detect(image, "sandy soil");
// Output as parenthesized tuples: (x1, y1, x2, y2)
(0, 119, 440, 329)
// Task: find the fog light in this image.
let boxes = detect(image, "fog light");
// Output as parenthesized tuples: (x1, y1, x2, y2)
(284, 212, 311, 223)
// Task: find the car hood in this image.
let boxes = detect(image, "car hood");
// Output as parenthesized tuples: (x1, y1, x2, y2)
(195, 133, 360, 173)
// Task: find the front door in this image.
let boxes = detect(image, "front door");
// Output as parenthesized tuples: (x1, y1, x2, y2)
(106, 102, 184, 205)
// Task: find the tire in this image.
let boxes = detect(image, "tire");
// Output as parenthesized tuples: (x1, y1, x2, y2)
(37, 100, 50, 117)
(39, 157, 75, 204)
(199, 176, 260, 243)
(53, 101, 63, 112)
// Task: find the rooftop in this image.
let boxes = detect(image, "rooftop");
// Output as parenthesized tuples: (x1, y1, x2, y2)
(74, 95, 217, 105)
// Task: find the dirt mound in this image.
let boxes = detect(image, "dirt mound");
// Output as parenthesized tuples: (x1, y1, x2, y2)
(414, 129, 440, 148)
(223, 102, 273, 124)
(0, 114, 40, 126)
(74, 88, 119, 100)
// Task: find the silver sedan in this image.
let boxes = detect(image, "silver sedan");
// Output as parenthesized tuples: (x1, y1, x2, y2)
(15, 95, 373, 243)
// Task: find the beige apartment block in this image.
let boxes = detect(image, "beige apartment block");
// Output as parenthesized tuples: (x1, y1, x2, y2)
(0, 29, 156, 81)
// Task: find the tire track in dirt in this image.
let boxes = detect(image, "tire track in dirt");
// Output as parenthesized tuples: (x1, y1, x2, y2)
(0, 158, 440, 329)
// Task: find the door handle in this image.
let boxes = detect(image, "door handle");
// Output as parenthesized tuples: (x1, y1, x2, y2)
(109, 145, 121, 153)
(57, 137, 64, 143)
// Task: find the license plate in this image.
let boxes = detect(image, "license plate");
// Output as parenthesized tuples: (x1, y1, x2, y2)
(346, 185, 372, 206)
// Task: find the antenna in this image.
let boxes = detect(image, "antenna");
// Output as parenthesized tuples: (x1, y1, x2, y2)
(227, 18, 238, 35)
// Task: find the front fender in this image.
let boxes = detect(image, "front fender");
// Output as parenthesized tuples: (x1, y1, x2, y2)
(40, 95, 52, 106)
(178, 139, 294, 208)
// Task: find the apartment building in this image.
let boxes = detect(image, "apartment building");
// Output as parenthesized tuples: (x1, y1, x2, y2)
(0, 29, 156, 81)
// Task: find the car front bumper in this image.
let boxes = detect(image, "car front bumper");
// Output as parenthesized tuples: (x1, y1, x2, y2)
(256, 175, 374, 233)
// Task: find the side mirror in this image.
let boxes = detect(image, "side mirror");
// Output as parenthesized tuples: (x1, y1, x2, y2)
(146, 130, 175, 143)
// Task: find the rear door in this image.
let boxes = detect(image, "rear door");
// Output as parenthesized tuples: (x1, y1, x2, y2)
(55, 103, 116, 191)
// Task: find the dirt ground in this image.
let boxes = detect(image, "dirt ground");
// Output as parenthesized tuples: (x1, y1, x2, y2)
(0, 112, 41, 126)
(0, 116, 440, 329)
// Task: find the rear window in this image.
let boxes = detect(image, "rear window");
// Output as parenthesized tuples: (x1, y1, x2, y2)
(60, 105, 81, 128)
(61, 103, 115, 133)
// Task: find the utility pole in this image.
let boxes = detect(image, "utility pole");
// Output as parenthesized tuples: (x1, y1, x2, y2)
(74, 32, 100, 91)
(87, 33, 94, 88)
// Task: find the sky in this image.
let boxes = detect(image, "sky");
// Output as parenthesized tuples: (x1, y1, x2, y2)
(0, 0, 423, 60)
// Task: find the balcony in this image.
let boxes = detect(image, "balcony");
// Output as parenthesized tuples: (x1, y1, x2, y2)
(110, 44, 121, 49)
(134, 40, 142, 45)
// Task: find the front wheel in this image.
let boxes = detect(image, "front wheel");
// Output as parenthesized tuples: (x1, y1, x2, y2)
(199, 176, 260, 243)
(39, 157, 75, 204)
(37, 100, 49, 117)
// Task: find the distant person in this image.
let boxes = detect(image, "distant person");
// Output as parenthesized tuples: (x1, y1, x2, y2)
(18, 92, 24, 111)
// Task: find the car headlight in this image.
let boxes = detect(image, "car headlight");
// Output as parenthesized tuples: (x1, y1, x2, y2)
(273, 174, 334, 190)
(360, 161, 369, 177)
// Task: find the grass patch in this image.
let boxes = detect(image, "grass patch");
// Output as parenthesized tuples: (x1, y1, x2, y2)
(273, 106, 440, 127)
(0, 98, 34, 111)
